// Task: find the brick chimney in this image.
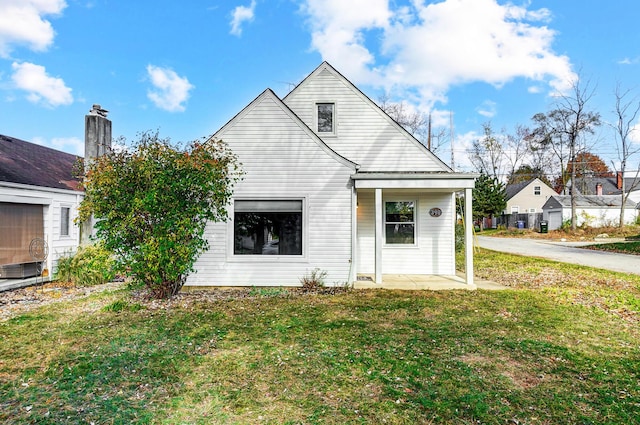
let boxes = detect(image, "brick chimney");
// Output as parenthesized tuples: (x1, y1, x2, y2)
(617, 171, 623, 190)
(596, 183, 602, 196)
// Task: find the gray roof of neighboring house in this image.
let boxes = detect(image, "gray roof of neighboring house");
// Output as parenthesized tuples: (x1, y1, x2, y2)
(505, 180, 531, 200)
(568, 175, 640, 196)
(542, 194, 636, 210)
(0, 134, 82, 191)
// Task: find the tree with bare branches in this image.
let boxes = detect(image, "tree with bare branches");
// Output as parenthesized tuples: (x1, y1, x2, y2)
(377, 95, 448, 153)
(530, 77, 601, 230)
(612, 84, 640, 227)
(469, 122, 505, 181)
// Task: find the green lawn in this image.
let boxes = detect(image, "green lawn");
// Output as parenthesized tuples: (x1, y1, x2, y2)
(1, 250, 639, 424)
(585, 241, 640, 255)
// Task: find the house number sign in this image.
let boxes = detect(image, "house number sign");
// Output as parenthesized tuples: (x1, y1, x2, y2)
(429, 208, 442, 217)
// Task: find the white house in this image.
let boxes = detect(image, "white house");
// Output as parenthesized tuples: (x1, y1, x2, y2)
(542, 195, 637, 229)
(0, 135, 83, 279)
(186, 62, 477, 288)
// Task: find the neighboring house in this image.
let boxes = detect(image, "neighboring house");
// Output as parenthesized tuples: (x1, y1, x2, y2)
(186, 62, 477, 288)
(0, 104, 110, 280)
(542, 195, 637, 230)
(567, 172, 640, 203)
(0, 134, 83, 278)
(505, 178, 557, 215)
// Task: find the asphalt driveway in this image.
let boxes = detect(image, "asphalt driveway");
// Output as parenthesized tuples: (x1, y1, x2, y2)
(475, 236, 640, 275)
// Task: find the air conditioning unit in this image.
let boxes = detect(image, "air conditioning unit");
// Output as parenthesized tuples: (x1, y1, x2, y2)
(0, 262, 41, 279)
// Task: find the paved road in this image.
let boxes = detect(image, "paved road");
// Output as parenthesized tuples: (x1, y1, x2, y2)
(476, 236, 640, 275)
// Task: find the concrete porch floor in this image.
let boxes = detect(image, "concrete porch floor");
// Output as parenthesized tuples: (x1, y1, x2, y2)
(353, 273, 507, 291)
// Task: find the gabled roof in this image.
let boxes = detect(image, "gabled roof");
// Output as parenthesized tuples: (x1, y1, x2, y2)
(505, 179, 531, 200)
(284, 61, 452, 172)
(0, 134, 82, 191)
(542, 194, 636, 210)
(505, 178, 554, 200)
(213, 88, 358, 170)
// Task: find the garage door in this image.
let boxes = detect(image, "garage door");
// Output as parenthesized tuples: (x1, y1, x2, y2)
(547, 211, 563, 230)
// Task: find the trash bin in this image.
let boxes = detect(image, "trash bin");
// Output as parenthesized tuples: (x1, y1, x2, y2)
(517, 220, 525, 229)
(540, 220, 548, 233)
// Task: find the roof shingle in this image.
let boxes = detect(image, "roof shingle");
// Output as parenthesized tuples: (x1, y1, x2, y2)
(0, 134, 82, 191)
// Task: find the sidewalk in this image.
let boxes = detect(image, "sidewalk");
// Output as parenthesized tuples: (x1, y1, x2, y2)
(476, 236, 640, 275)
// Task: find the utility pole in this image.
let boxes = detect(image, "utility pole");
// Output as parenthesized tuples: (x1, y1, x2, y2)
(450, 111, 455, 171)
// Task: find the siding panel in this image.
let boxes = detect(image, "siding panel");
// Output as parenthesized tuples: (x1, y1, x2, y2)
(285, 69, 448, 172)
(187, 93, 356, 287)
(357, 190, 454, 275)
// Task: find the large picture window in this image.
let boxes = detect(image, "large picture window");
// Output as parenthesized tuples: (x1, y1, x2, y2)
(385, 201, 415, 244)
(316, 103, 335, 134)
(234, 200, 303, 255)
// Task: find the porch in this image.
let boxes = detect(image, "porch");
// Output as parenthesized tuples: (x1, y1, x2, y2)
(353, 273, 506, 291)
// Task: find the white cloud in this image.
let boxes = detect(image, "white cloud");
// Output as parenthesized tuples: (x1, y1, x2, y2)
(301, 0, 390, 83)
(618, 57, 639, 65)
(230, 0, 256, 36)
(476, 100, 497, 118)
(51, 136, 84, 155)
(629, 122, 640, 144)
(11, 61, 73, 107)
(301, 0, 576, 110)
(0, 0, 66, 57)
(146, 65, 194, 112)
(32, 135, 83, 155)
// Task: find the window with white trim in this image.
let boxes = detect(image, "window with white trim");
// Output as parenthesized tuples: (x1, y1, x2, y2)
(534, 186, 541, 195)
(60, 207, 70, 237)
(234, 200, 302, 255)
(511, 206, 519, 214)
(316, 103, 335, 134)
(385, 201, 415, 244)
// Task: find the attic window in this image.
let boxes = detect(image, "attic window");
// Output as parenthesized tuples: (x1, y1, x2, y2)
(534, 186, 541, 196)
(316, 103, 335, 134)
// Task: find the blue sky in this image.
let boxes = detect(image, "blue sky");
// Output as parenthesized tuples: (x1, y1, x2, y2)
(1, 0, 639, 173)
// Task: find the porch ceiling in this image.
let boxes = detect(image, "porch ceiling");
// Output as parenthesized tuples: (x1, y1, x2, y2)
(352, 172, 477, 190)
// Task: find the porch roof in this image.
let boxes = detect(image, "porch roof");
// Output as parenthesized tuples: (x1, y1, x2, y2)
(351, 171, 478, 190)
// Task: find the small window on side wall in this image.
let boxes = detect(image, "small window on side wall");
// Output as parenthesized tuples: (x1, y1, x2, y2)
(534, 186, 541, 195)
(385, 201, 415, 245)
(317, 103, 335, 134)
(60, 207, 70, 237)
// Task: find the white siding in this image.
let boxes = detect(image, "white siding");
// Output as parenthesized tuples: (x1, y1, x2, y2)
(563, 207, 637, 228)
(284, 67, 449, 172)
(0, 183, 82, 275)
(357, 190, 455, 275)
(187, 93, 356, 287)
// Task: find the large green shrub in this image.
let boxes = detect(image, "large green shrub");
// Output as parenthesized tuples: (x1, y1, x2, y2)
(78, 132, 241, 298)
(55, 243, 116, 286)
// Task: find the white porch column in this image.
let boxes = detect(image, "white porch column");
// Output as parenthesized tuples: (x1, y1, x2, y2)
(464, 187, 474, 286)
(375, 188, 383, 284)
(349, 186, 358, 284)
